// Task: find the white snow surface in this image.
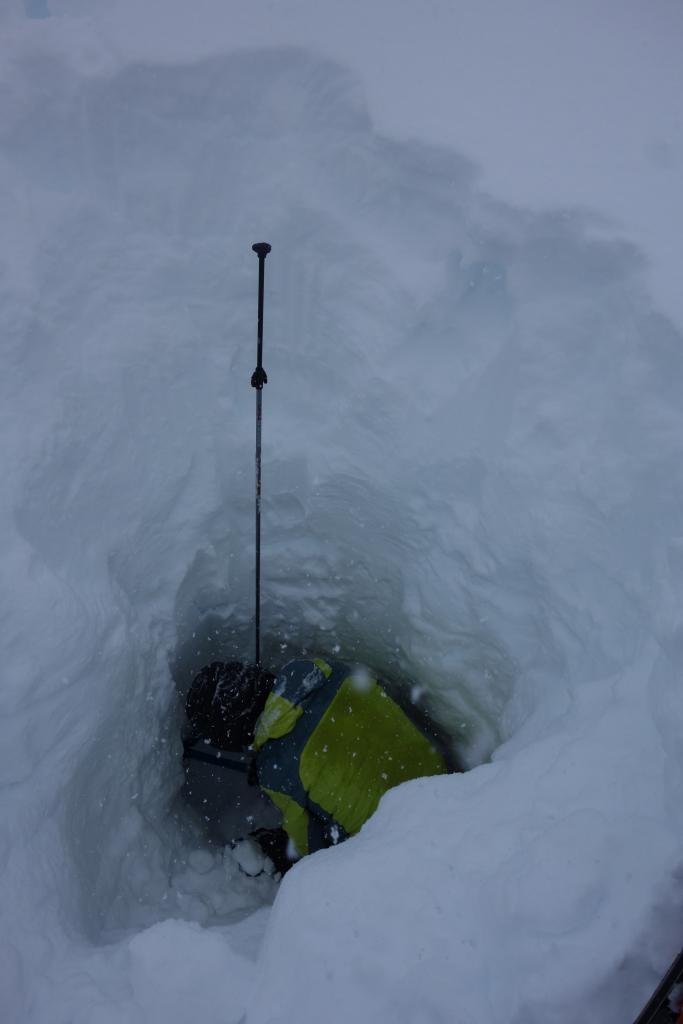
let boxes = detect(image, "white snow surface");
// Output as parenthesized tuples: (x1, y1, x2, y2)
(1, 3, 683, 1023)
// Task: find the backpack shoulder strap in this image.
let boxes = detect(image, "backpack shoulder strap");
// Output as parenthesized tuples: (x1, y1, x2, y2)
(253, 658, 337, 750)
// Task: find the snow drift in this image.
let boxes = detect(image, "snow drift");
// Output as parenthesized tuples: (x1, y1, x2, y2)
(1, 11, 682, 1024)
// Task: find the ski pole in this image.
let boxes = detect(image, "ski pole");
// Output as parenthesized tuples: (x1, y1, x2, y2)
(251, 242, 271, 670)
(182, 739, 250, 774)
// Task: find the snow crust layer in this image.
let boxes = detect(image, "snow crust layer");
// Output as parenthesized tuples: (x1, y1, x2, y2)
(1, 5, 682, 1024)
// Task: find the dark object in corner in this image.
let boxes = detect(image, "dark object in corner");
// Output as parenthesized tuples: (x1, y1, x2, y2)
(633, 947, 683, 1024)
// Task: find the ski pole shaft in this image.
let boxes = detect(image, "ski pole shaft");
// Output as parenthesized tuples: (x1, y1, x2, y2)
(251, 242, 271, 669)
(183, 740, 250, 774)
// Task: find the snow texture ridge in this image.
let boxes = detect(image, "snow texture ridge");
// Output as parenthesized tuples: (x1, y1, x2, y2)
(1, 6, 682, 1024)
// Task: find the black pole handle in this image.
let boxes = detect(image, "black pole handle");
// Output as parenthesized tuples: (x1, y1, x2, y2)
(251, 243, 271, 390)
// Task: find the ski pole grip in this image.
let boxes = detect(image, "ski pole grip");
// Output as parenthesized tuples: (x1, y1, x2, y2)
(251, 241, 271, 391)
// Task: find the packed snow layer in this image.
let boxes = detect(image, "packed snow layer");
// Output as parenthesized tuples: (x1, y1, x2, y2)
(9, 0, 683, 323)
(1, 11, 683, 1024)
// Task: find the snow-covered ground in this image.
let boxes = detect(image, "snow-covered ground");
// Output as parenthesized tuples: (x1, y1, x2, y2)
(1, 2, 682, 1022)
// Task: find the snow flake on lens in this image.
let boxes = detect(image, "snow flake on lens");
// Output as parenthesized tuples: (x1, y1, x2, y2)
(350, 666, 372, 693)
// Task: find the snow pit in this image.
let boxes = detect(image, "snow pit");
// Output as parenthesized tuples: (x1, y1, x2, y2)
(1, 23, 682, 1024)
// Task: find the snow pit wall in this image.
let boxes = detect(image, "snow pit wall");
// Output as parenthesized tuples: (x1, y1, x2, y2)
(0, 44, 682, 1024)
